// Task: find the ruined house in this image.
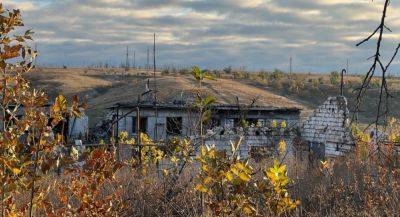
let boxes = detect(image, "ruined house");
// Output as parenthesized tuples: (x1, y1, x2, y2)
(109, 100, 301, 143)
(301, 96, 355, 158)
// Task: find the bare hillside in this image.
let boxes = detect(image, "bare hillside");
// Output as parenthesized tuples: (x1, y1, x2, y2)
(27, 68, 308, 127)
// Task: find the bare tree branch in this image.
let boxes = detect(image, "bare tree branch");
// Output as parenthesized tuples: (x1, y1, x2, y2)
(352, 0, 398, 128)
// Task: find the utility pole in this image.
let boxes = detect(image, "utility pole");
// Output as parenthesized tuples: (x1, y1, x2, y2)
(147, 47, 150, 72)
(346, 58, 349, 75)
(125, 46, 129, 72)
(289, 56, 292, 74)
(153, 33, 158, 141)
(133, 50, 136, 69)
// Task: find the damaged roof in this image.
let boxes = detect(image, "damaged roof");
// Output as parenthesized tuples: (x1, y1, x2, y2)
(108, 100, 301, 113)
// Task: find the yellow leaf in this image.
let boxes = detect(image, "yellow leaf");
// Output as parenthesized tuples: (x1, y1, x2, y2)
(171, 156, 179, 163)
(281, 121, 287, 128)
(12, 168, 21, 175)
(235, 162, 252, 174)
(278, 139, 286, 153)
(53, 95, 67, 113)
(242, 204, 255, 215)
(203, 177, 212, 184)
(320, 160, 328, 168)
(195, 184, 208, 193)
(201, 165, 209, 172)
(238, 171, 251, 182)
(266, 169, 275, 177)
(119, 131, 128, 141)
(225, 171, 234, 181)
(271, 120, 277, 128)
(277, 164, 286, 174)
(208, 149, 216, 158)
(8, 211, 18, 217)
(200, 146, 207, 156)
(140, 133, 153, 145)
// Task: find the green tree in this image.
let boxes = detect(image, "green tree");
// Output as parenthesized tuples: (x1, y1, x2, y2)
(191, 66, 215, 87)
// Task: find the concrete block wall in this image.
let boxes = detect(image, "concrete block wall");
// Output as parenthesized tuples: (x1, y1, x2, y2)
(204, 127, 295, 158)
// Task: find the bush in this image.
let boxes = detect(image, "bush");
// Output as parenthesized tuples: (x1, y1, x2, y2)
(161, 69, 170, 75)
(213, 69, 222, 78)
(270, 69, 285, 81)
(312, 79, 320, 89)
(258, 71, 269, 80)
(318, 77, 324, 84)
(223, 66, 232, 74)
(330, 71, 340, 85)
(179, 68, 190, 75)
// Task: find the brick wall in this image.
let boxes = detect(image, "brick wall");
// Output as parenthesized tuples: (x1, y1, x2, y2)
(301, 96, 354, 157)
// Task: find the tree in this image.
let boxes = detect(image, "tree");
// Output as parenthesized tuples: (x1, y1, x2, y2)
(0, 4, 87, 216)
(191, 66, 215, 87)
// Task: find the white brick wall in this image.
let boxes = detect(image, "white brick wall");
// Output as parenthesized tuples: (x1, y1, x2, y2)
(301, 96, 355, 157)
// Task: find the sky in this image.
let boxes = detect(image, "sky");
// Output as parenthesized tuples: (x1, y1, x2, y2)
(3, 0, 400, 73)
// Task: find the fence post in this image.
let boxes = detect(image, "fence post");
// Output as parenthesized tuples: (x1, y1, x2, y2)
(136, 105, 142, 164)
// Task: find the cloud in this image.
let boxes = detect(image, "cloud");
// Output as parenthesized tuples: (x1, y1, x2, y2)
(2, 0, 400, 73)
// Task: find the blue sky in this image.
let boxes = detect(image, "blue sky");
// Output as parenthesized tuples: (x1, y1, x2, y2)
(3, 0, 400, 73)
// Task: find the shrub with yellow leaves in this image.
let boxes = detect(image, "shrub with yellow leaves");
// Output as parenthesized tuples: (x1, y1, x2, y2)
(195, 138, 298, 216)
(139, 133, 164, 164)
(0, 4, 82, 217)
(262, 160, 298, 215)
(195, 143, 257, 216)
(271, 120, 278, 128)
(118, 131, 135, 145)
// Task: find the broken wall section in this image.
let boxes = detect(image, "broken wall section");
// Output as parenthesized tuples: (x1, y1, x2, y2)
(301, 96, 355, 157)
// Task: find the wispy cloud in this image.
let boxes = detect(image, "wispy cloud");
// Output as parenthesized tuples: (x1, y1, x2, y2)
(3, 0, 400, 73)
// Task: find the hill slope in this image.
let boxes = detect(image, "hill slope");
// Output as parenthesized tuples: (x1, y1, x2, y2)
(28, 68, 399, 127)
(27, 68, 308, 127)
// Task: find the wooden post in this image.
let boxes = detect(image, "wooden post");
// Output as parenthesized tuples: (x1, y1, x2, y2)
(136, 102, 141, 164)
(116, 107, 120, 161)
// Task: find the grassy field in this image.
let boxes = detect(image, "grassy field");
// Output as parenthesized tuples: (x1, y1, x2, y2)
(27, 67, 400, 127)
